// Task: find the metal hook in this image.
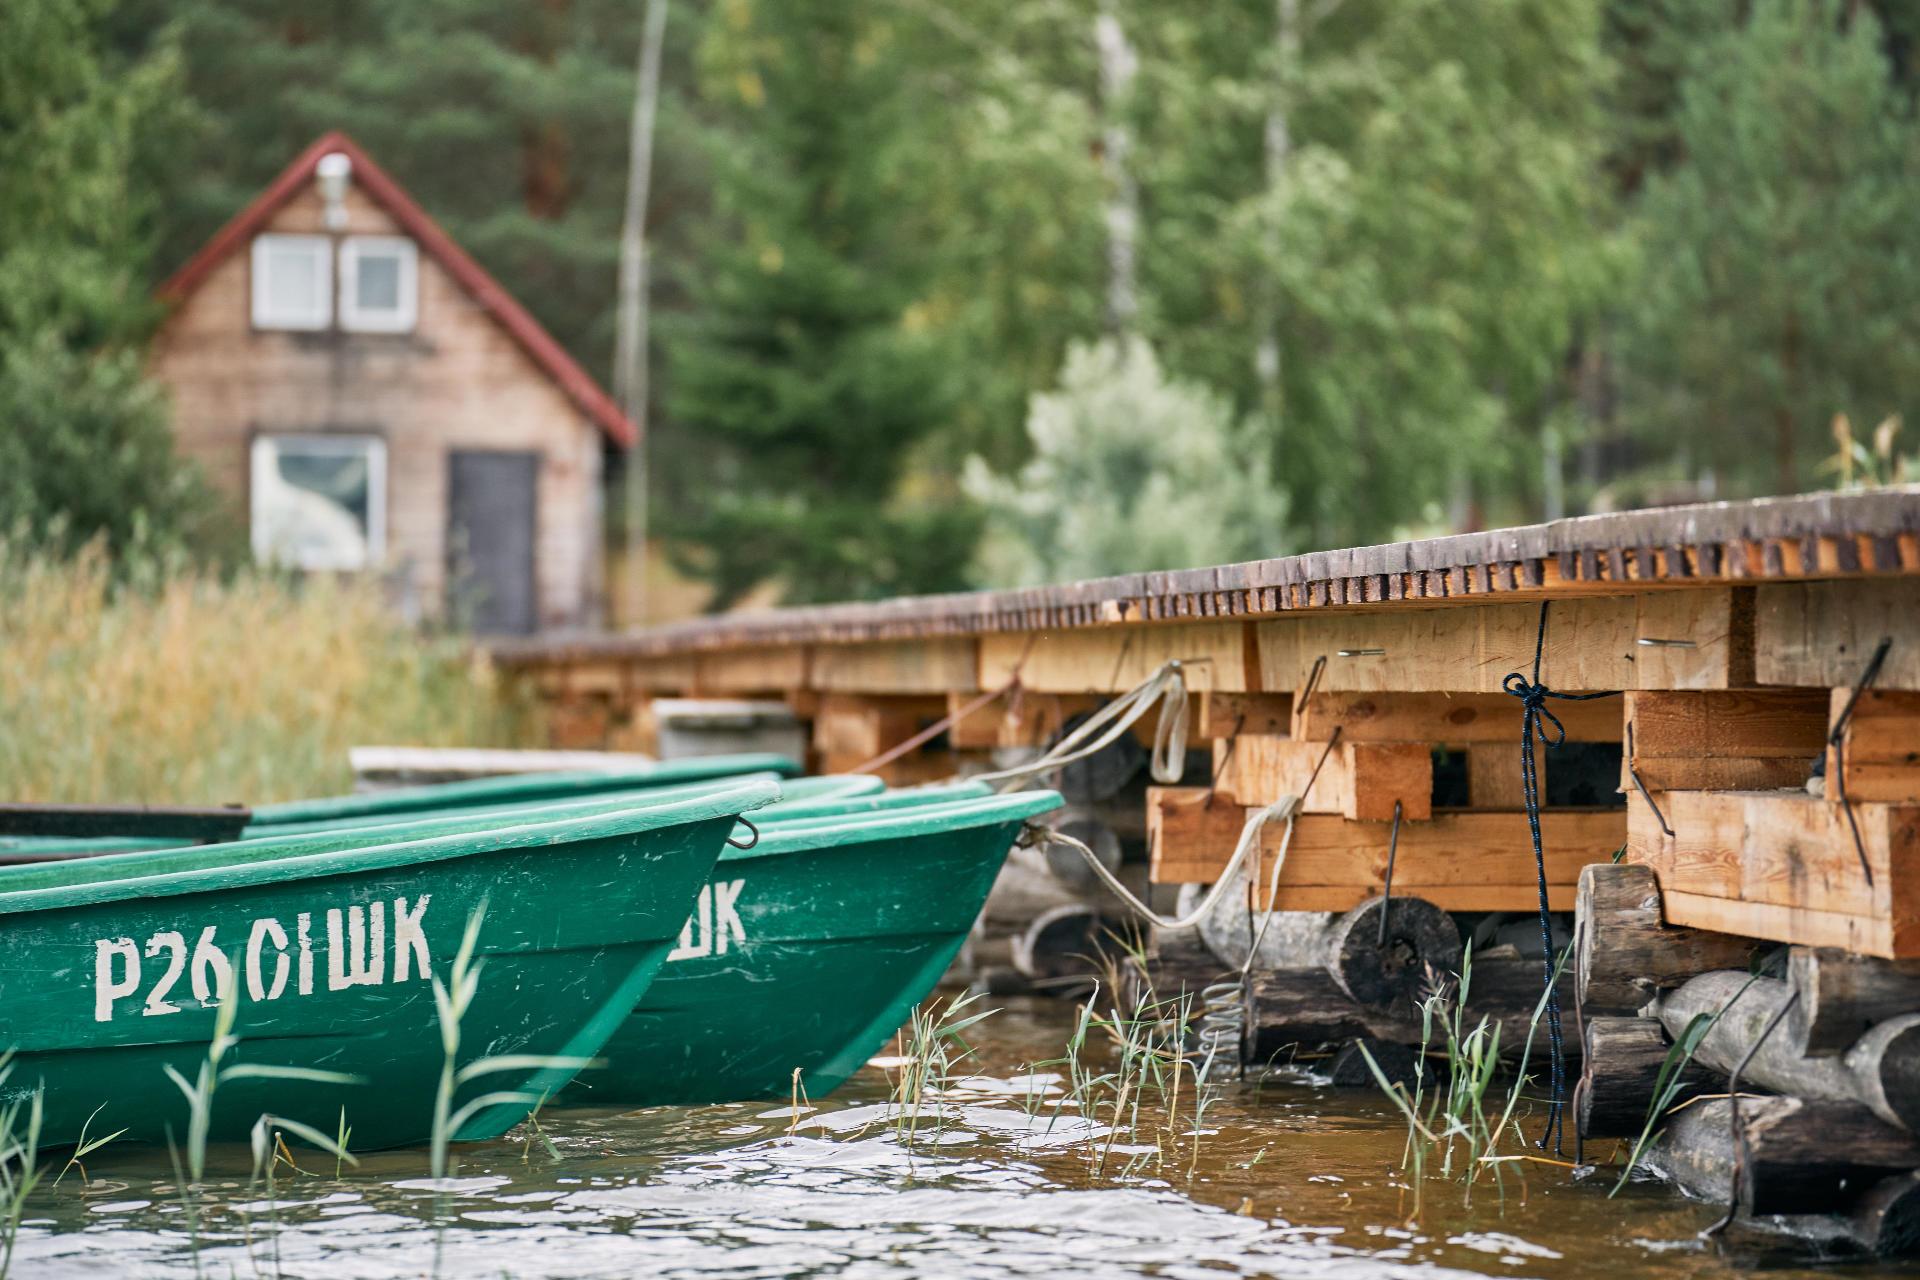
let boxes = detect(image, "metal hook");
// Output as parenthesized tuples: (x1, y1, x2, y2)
(1624, 721, 1673, 838)
(1377, 800, 1403, 949)
(726, 816, 760, 850)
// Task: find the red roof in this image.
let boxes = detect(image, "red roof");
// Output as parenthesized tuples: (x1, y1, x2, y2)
(158, 131, 637, 448)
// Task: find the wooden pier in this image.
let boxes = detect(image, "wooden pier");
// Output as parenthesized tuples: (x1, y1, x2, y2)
(495, 487, 1920, 1252)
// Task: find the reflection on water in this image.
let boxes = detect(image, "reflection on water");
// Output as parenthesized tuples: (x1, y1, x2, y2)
(12, 1000, 1876, 1278)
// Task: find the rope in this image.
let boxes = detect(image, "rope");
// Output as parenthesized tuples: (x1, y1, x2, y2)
(1501, 600, 1620, 1156)
(974, 660, 1191, 791)
(1022, 794, 1299, 934)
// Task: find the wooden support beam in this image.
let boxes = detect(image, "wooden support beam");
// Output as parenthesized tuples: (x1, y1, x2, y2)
(1214, 736, 1431, 821)
(1757, 579, 1920, 691)
(694, 645, 807, 694)
(1246, 950, 1576, 1066)
(978, 622, 1252, 694)
(811, 638, 979, 694)
(1626, 789, 1920, 956)
(1199, 692, 1293, 737)
(1657, 970, 1920, 1131)
(946, 690, 1098, 750)
(1788, 947, 1920, 1057)
(1467, 743, 1531, 808)
(617, 655, 699, 693)
(1573, 863, 1758, 1015)
(1621, 688, 1827, 791)
(1625, 689, 1830, 757)
(1292, 690, 1620, 743)
(1255, 597, 1638, 694)
(1829, 689, 1920, 804)
(1251, 809, 1625, 911)
(1576, 1016, 1715, 1139)
(1146, 786, 1249, 884)
(1656, 1095, 1920, 1219)
(810, 694, 948, 774)
(1633, 587, 1755, 688)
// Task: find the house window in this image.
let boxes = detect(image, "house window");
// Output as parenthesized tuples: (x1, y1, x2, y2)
(250, 234, 333, 330)
(250, 434, 386, 571)
(340, 236, 418, 332)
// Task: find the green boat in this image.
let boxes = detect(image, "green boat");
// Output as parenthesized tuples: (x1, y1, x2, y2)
(0, 762, 848, 860)
(0, 779, 778, 1151)
(560, 788, 1061, 1108)
(247, 752, 802, 826)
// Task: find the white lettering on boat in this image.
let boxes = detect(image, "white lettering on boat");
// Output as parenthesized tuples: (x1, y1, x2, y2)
(190, 925, 234, 1003)
(94, 938, 139, 1023)
(667, 879, 747, 962)
(143, 930, 186, 1016)
(91, 896, 435, 1022)
(326, 903, 385, 990)
(246, 917, 289, 1001)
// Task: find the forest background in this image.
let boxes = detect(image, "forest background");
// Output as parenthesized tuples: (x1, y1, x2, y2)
(6, 0, 1920, 615)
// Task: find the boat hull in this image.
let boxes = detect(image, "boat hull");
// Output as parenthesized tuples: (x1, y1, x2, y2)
(0, 788, 776, 1151)
(561, 794, 1056, 1108)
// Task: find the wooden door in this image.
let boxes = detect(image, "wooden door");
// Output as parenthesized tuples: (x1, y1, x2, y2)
(447, 450, 538, 634)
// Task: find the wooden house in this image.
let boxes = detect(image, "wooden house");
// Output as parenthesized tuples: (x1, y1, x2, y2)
(150, 132, 635, 633)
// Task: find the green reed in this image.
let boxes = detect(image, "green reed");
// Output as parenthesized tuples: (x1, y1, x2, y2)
(890, 991, 995, 1147)
(1033, 976, 1205, 1181)
(428, 902, 597, 1181)
(1358, 943, 1571, 1218)
(1608, 971, 1761, 1196)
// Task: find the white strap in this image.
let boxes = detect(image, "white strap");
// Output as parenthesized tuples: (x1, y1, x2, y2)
(1027, 793, 1299, 933)
(975, 661, 1190, 790)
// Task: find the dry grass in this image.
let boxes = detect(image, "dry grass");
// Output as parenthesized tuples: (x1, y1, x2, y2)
(0, 544, 529, 805)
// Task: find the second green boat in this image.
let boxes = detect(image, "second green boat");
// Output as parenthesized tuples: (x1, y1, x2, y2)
(559, 788, 1062, 1108)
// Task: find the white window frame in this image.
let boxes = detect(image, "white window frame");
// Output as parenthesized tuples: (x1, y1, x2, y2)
(339, 235, 419, 333)
(250, 234, 334, 330)
(249, 433, 388, 572)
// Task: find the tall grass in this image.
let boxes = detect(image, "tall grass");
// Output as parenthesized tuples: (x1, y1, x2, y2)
(0, 542, 527, 806)
(1358, 945, 1571, 1219)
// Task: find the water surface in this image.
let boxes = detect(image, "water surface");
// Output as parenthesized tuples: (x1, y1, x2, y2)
(13, 999, 1885, 1278)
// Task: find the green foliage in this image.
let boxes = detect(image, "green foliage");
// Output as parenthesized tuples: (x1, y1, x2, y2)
(965, 337, 1289, 586)
(1617, 0, 1920, 499)
(660, 0, 982, 607)
(47, 0, 1920, 595)
(0, 0, 225, 558)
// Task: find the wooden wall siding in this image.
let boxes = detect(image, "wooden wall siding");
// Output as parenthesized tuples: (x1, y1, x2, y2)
(1756, 579, 1920, 690)
(151, 181, 603, 628)
(809, 638, 980, 694)
(977, 621, 1251, 694)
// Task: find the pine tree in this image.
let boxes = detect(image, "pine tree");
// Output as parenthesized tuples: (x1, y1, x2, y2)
(660, 0, 978, 608)
(1618, 0, 1920, 497)
(0, 0, 224, 556)
(965, 337, 1289, 586)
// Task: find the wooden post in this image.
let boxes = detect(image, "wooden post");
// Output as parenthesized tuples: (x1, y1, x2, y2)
(1654, 1095, 1920, 1218)
(1655, 970, 1920, 1132)
(1788, 947, 1920, 1058)
(1574, 863, 1757, 1014)
(1575, 1016, 1713, 1139)
(1322, 895, 1460, 1008)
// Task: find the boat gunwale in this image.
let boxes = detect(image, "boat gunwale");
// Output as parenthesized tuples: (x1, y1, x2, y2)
(247, 752, 801, 824)
(722, 790, 1062, 862)
(0, 780, 782, 917)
